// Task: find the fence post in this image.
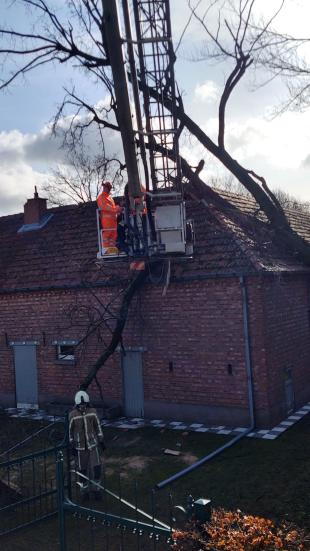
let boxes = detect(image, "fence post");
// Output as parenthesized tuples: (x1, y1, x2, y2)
(56, 452, 67, 551)
(64, 412, 72, 500)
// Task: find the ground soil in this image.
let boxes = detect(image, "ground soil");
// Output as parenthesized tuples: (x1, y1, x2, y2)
(0, 412, 309, 550)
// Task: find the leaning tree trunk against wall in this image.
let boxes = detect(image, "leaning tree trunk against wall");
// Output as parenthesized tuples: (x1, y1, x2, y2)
(79, 267, 149, 391)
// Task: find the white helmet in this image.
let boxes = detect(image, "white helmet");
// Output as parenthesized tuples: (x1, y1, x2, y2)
(74, 390, 90, 406)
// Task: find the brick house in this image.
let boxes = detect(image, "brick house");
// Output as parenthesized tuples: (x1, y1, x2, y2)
(0, 190, 309, 428)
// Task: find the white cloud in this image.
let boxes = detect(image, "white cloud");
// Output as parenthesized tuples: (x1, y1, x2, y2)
(177, 104, 310, 199)
(0, 162, 47, 215)
(194, 81, 219, 103)
(226, 110, 310, 170)
(0, 127, 66, 165)
(253, 0, 310, 37)
(0, 105, 123, 215)
(303, 154, 310, 168)
(0, 128, 55, 214)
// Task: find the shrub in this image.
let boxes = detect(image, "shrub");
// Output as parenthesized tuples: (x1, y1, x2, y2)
(171, 509, 309, 550)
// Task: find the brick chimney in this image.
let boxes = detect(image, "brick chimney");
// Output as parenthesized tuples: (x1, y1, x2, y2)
(24, 187, 47, 225)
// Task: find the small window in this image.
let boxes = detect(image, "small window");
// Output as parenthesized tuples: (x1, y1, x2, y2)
(56, 344, 75, 361)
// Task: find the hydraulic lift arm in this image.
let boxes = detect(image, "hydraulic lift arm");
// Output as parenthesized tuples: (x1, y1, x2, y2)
(98, 0, 193, 259)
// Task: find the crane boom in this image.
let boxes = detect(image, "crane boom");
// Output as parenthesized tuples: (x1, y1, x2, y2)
(132, 0, 182, 193)
(98, 0, 194, 260)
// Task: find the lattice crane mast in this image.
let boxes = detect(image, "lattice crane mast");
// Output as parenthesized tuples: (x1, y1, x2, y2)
(98, 0, 193, 260)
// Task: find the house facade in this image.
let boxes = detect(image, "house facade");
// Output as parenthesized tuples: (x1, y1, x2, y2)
(0, 191, 309, 428)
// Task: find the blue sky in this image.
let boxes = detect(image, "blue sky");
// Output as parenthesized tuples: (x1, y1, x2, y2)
(0, 0, 310, 215)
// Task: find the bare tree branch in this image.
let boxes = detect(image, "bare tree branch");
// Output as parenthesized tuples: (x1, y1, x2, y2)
(44, 143, 124, 206)
(0, 0, 110, 91)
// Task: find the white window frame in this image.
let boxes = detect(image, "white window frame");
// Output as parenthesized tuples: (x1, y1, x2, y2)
(56, 344, 75, 361)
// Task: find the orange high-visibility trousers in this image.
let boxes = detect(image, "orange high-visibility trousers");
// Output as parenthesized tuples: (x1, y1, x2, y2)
(97, 191, 118, 249)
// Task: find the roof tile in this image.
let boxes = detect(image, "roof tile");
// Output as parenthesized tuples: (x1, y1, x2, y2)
(0, 191, 309, 291)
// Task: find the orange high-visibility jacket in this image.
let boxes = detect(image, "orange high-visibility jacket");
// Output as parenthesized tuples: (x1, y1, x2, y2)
(97, 191, 118, 248)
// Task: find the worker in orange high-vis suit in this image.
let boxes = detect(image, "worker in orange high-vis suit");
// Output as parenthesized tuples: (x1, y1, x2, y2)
(97, 181, 120, 255)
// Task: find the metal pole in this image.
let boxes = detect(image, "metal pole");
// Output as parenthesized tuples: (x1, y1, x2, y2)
(240, 275, 256, 428)
(64, 413, 72, 501)
(155, 431, 249, 489)
(0, 422, 55, 458)
(56, 452, 67, 551)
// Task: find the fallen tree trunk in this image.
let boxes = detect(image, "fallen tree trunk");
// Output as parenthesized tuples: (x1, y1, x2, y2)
(146, 86, 310, 264)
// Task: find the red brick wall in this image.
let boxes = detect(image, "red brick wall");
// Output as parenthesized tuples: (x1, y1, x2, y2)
(0, 289, 123, 405)
(261, 274, 310, 425)
(0, 273, 309, 427)
(129, 279, 248, 408)
(0, 279, 252, 423)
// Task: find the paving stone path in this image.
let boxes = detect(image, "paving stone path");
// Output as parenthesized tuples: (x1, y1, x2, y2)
(4, 402, 310, 440)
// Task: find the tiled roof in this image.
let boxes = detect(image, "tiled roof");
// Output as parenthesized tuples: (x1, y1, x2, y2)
(212, 191, 310, 272)
(0, 191, 309, 292)
(0, 202, 126, 291)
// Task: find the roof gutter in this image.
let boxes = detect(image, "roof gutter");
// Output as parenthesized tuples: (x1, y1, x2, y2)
(0, 267, 309, 296)
(155, 274, 255, 490)
(0, 271, 248, 295)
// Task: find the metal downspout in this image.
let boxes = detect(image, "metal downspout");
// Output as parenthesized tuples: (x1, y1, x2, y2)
(155, 275, 255, 490)
(240, 274, 256, 429)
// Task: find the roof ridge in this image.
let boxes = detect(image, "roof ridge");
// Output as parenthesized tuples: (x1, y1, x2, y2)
(0, 200, 97, 221)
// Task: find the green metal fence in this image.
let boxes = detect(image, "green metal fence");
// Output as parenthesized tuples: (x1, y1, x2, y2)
(0, 419, 70, 537)
(0, 422, 211, 550)
(56, 453, 174, 551)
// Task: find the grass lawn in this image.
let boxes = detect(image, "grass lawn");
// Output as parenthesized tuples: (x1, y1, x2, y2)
(0, 413, 65, 459)
(101, 417, 310, 529)
(0, 412, 309, 550)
